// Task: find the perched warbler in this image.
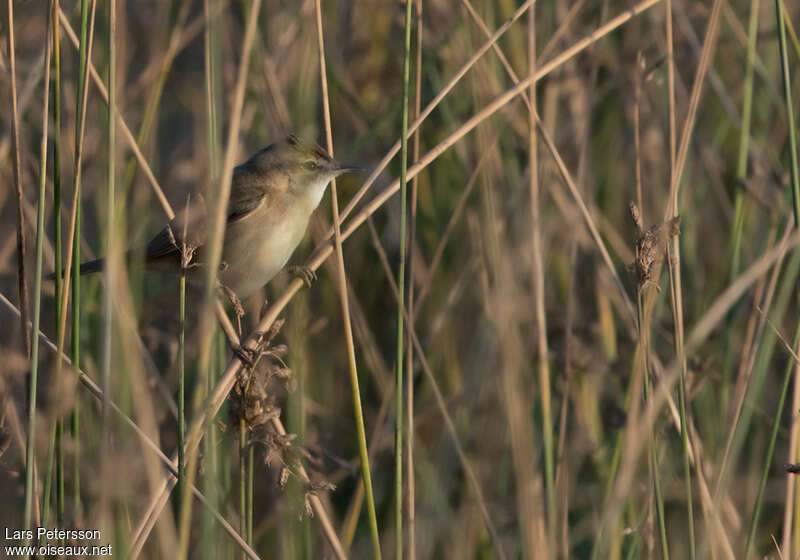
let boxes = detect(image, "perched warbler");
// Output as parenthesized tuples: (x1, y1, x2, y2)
(73, 135, 358, 299)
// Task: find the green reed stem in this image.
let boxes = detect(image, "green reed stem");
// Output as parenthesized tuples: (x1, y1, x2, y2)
(71, 0, 89, 514)
(178, 270, 186, 504)
(25, 1, 53, 535)
(395, 1, 414, 558)
(776, 0, 800, 225)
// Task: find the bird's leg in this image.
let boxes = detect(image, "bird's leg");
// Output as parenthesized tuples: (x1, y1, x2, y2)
(229, 330, 269, 370)
(287, 265, 317, 287)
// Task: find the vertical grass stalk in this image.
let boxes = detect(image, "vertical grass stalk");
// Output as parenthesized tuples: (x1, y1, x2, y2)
(665, 2, 695, 557)
(101, 0, 116, 461)
(637, 293, 669, 560)
(12, 0, 34, 529)
(51, 0, 66, 528)
(775, 1, 800, 553)
(776, 0, 800, 225)
(722, 0, 759, 453)
(405, 1, 424, 557)
(528, 2, 556, 547)
(71, 0, 90, 514)
(395, 0, 414, 557)
(314, 0, 381, 555)
(202, 0, 222, 555)
(178, 267, 186, 504)
(25, 1, 53, 535)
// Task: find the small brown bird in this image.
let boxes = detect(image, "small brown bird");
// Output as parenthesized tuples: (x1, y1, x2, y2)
(74, 135, 358, 299)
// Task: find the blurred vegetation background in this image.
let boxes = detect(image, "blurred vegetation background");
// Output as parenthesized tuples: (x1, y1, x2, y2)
(1, 0, 800, 558)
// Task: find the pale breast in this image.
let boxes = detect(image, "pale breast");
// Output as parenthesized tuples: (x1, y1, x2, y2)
(219, 195, 312, 298)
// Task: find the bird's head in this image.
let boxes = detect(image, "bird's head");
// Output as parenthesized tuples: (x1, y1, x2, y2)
(247, 135, 359, 208)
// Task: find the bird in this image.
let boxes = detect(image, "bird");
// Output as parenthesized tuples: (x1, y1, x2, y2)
(71, 135, 359, 301)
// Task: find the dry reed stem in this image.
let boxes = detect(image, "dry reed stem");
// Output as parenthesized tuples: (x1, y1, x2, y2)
(664, 0, 698, 556)
(663, 0, 724, 221)
(528, 0, 555, 553)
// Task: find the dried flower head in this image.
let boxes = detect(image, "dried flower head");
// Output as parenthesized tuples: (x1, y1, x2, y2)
(628, 202, 680, 293)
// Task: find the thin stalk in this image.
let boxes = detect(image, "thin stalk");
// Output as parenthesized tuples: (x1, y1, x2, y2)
(239, 418, 246, 560)
(101, 0, 117, 479)
(51, 0, 65, 528)
(744, 323, 800, 557)
(202, 0, 221, 556)
(42, 425, 56, 526)
(9, 1, 30, 363)
(178, 269, 186, 503)
(638, 293, 669, 560)
(247, 446, 254, 546)
(405, 1, 423, 557)
(727, 0, 759, 284)
(776, 0, 800, 225)
(39, 446, 54, 528)
(665, 1, 695, 557)
(784, 6, 800, 61)
(314, 0, 381, 556)
(14, 0, 37, 532)
(528, 2, 555, 547)
(71, 0, 89, 514)
(668, 248, 696, 560)
(776, 0, 800, 552)
(395, 0, 414, 557)
(53, 2, 97, 501)
(25, 1, 53, 536)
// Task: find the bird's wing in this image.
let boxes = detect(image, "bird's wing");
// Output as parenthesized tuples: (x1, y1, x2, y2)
(226, 163, 272, 223)
(145, 193, 208, 262)
(144, 163, 275, 263)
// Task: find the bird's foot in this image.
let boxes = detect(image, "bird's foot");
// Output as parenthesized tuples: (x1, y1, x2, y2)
(288, 265, 317, 287)
(230, 342, 259, 369)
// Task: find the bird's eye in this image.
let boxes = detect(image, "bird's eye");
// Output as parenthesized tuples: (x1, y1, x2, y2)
(303, 160, 319, 171)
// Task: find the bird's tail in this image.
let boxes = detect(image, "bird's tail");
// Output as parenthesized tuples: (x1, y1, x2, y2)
(46, 258, 105, 280)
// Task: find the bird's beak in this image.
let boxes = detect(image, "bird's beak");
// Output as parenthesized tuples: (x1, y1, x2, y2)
(331, 161, 362, 175)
